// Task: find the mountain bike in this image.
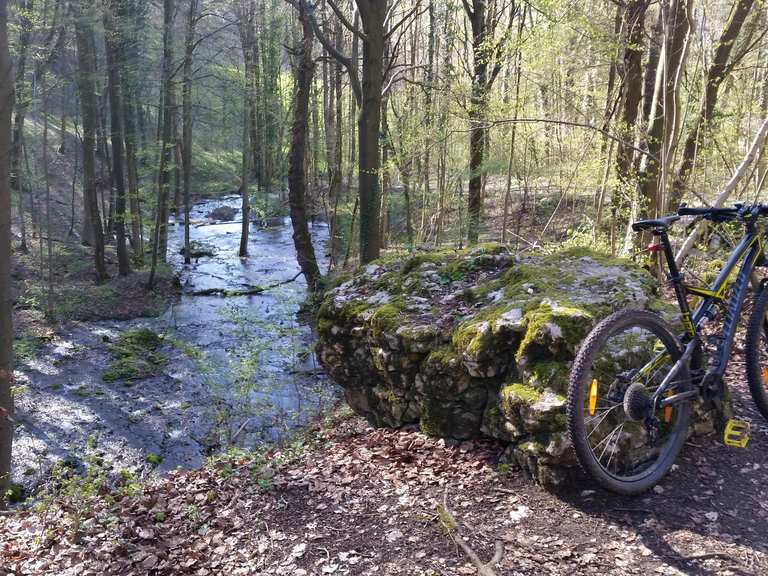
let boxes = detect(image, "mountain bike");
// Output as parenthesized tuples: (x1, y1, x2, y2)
(566, 203, 768, 494)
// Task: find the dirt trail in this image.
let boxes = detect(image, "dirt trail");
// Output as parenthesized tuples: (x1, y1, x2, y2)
(1, 363, 765, 576)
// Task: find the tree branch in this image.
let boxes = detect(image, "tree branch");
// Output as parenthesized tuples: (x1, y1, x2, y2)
(437, 488, 504, 576)
(303, 0, 362, 105)
(326, 0, 367, 40)
(675, 117, 768, 267)
(385, 1, 425, 40)
(482, 117, 660, 164)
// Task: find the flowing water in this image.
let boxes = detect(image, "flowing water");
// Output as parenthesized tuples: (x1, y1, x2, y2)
(13, 196, 336, 494)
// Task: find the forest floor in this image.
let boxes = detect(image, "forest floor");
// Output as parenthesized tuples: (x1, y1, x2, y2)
(1, 348, 766, 576)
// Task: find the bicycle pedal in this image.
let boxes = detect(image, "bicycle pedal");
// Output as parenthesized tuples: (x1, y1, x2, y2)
(723, 419, 751, 448)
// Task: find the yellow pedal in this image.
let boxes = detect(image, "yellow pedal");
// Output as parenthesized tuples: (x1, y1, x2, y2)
(723, 419, 751, 448)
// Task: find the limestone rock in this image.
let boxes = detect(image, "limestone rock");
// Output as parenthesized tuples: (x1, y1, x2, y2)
(316, 245, 662, 486)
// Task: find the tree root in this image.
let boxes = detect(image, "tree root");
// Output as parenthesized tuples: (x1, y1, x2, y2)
(437, 487, 504, 576)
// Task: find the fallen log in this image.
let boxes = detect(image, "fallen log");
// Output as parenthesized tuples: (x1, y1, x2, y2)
(186, 271, 302, 297)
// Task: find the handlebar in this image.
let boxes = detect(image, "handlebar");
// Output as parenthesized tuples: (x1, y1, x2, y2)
(677, 203, 768, 222)
(677, 206, 739, 217)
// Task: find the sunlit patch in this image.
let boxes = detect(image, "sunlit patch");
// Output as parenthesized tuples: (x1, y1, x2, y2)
(589, 379, 598, 416)
(762, 366, 768, 384)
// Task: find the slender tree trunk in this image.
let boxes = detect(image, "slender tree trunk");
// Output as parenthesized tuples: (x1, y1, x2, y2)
(637, 0, 691, 222)
(239, 103, 250, 257)
(12, 0, 33, 254)
(41, 72, 54, 318)
(0, 0, 15, 508)
(148, 0, 175, 288)
(182, 0, 198, 265)
(104, 0, 130, 275)
(288, 2, 321, 290)
(327, 19, 343, 267)
(75, 0, 107, 283)
(117, 0, 143, 263)
(502, 7, 524, 243)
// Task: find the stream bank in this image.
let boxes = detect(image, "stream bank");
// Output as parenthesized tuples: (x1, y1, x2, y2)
(11, 196, 336, 498)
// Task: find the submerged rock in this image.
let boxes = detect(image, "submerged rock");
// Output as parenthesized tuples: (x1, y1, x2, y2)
(316, 245, 677, 487)
(179, 240, 217, 258)
(207, 205, 238, 221)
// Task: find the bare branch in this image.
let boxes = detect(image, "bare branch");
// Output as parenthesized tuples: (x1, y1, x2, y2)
(326, 0, 367, 40)
(303, 0, 361, 104)
(438, 487, 504, 576)
(384, 1, 425, 40)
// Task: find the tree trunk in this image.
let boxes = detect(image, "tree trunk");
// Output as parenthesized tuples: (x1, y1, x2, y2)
(614, 1, 649, 188)
(636, 0, 691, 222)
(611, 0, 649, 244)
(148, 0, 175, 288)
(11, 0, 32, 253)
(357, 0, 386, 263)
(0, 0, 15, 508)
(75, 0, 107, 283)
(182, 0, 198, 264)
(239, 103, 250, 257)
(104, 0, 131, 276)
(669, 0, 756, 209)
(465, 0, 488, 245)
(117, 0, 144, 263)
(328, 19, 343, 267)
(288, 2, 321, 290)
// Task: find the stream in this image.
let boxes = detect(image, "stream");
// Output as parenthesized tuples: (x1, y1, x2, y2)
(12, 196, 336, 495)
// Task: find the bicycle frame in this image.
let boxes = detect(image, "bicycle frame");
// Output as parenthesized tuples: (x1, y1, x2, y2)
(646, 220, 765, 408)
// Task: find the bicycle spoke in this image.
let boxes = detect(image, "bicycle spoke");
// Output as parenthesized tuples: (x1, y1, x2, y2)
(605, 423, 625, 472)
(586, 403, 621, 437)
(596, 422, 624, 464)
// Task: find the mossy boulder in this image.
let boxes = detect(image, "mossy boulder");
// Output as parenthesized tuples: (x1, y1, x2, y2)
(316, 244, 659, 486)
(179, 240, 217, 258)
(103, 328, 169, 383)
(207, 206, 238, 221)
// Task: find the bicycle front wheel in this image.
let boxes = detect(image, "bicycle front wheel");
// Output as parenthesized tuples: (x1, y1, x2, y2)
(567, 309, 692, 494)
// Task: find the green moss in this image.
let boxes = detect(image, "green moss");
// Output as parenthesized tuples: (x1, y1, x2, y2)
(317, 317, 334, 335)
(146, 453, 163, 466)
(103, 328, 168, 383)
(471, 242, 508, 255)
(4, 483, 24, 503)
(14, 331, 53, 368)
(527, 360, 570, 391)
(370, 297, 406, 336)
(317, 296, 370, 334)
(502, 383, 542, 405)
(515, 302, 592, 363)
(451, 304, 510, 354)
(424, 345, 459, 370)
(554, 245, 623, 264)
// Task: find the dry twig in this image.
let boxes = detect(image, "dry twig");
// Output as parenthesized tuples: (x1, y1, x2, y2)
(437, 487, 504, 576)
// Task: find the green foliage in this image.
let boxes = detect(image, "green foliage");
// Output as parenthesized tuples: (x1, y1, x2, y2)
(146, 453, 163, 466)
